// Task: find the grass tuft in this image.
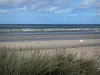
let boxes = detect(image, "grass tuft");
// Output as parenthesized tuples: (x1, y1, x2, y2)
(0, 47, 100, 75)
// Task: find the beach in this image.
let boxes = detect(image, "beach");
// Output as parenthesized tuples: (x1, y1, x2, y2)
(0, 35, 100, 74)
(0, 39, 100, 49)
(0, 33, 100, 49)
(0, 33, 100, 58)
(0, 33, 100, 41)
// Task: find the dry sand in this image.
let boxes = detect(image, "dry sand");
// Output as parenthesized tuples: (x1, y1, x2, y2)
(0, 39, 100, 50)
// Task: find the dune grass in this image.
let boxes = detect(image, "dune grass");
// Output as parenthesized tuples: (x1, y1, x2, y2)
(0, 47, 100, 75)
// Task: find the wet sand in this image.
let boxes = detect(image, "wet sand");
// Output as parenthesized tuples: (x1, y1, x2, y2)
(0, 33, 100, 42)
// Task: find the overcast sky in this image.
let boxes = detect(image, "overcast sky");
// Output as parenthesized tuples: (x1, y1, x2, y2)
(0, 0, 100, 24)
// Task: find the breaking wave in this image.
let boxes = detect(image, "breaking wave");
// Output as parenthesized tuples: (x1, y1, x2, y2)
(1, 28, 100, 33)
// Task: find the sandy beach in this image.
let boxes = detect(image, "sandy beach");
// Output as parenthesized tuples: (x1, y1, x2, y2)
(0, 34, 100, 49)
(0, 39, 100, 49)
(0, 39, 100, 58)
(0, 34, 100, 58)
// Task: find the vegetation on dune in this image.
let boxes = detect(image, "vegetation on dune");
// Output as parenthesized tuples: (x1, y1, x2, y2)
(0, 47, 100, 75)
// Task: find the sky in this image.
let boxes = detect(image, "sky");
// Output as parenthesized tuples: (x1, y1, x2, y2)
(0, 0, 100, 24)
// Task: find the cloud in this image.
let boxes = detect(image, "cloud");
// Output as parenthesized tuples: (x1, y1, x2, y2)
(0, 0, 10, 4)
(49, 7, 60, 12)
(0, 9, 9, 13)
(0, 0, 99, 14)
(29, 0, 49, 10)
(53, 0, 71, 5)
(14, 0, 27, 4)
(35, 7, 60, 13)
(15, 6, 27, 11)
(0, 6, 27, 14)
(80, 0, 100, 8)
(0, 0, 27, 4)
(0, 0, 72, 13)
(70, 0, 100, 14)
(82, 0, 94, 6)
(54, 8, 73, 13)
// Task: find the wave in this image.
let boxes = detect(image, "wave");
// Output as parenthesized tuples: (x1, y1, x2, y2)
(1, 28, 100, 33)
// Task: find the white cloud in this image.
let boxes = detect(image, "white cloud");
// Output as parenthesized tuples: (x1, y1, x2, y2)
(0, 0, 99, 14)
(81, 0, 100, 8)
(15, 6, 27, 11)
(83, 0, 93, 6)
(13, 0, 26, 4)
(49, 7, 59, 12)
(54, 0, 71, 5)
(0, 0, 72, 13)
(69, 14, 77, 16)
(54, 8, 73, 13)
(0, 9, 9, 13)
(30, 0, 49, 10)
(35, 6, 59, 12)
(0, 0, 27, 4)
(73, 0, 100, 14)
(0, 6, 27, 14)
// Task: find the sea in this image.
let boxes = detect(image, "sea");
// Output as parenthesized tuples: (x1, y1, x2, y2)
(0, 24, 100, 36)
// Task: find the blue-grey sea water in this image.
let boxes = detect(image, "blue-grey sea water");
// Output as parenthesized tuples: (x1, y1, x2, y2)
(0, 24, 100, 42)
(0, 24, 100, 35)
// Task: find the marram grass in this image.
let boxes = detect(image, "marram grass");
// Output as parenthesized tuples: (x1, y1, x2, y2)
(0, 47, 100, 75)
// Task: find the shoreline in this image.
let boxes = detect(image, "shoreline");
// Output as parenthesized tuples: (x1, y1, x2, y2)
(0, 33, 100, 42)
